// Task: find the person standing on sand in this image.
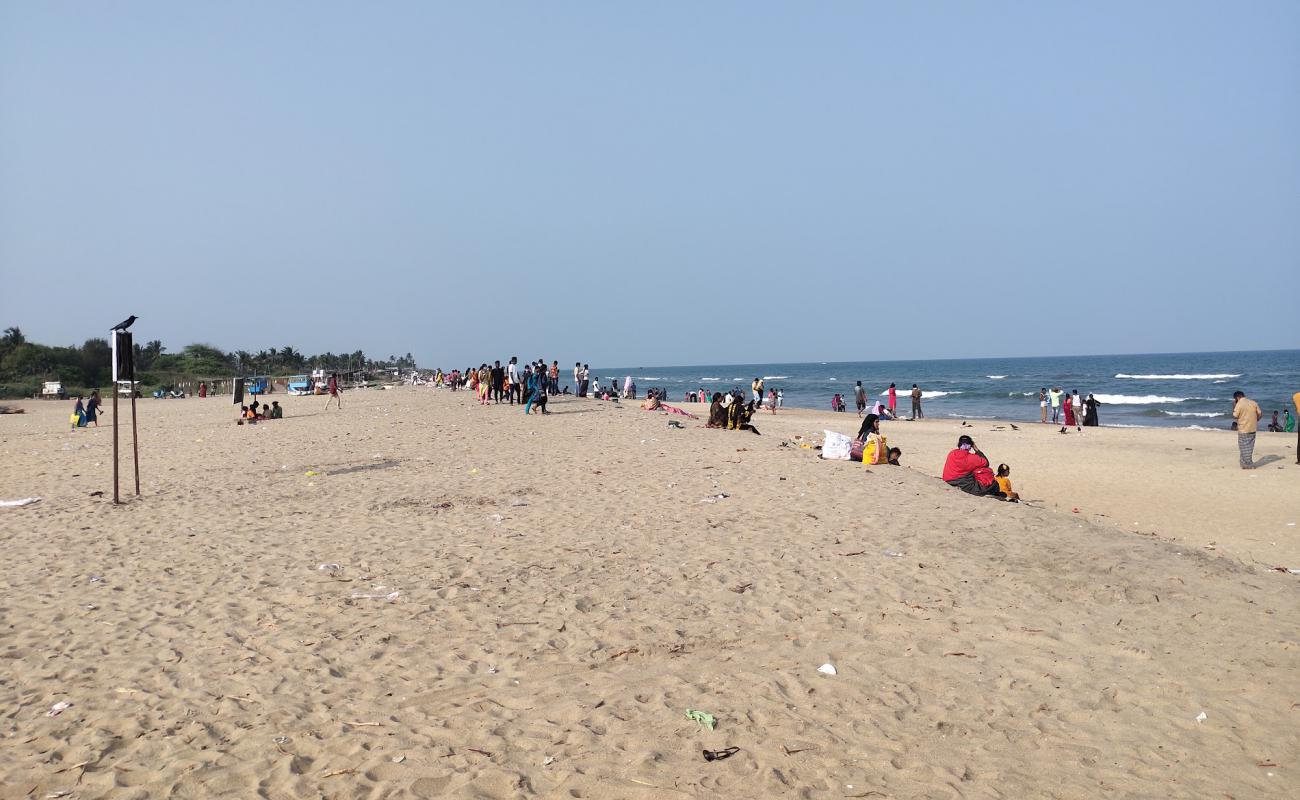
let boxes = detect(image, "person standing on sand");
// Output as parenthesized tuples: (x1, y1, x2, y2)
(854, 381, 867, 416)
(1039, 388, 1048, 423)
(911, 384, 923, 419)
(1049, 387, 1063, 424)
(752, 377, 764, 406)
(887, 383, 897, 419)
(324, 373, 342, 410)
(1231, 390, 1262, 469)
(573, 362, 582, 397)
(1293, 390, 1300, 463)
(491, 360, 504, 404)
(508, 357, 520, 404)
(1062, 391, 1075, 431)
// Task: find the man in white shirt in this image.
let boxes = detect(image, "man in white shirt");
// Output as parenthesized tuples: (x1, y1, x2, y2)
(507, 357, 520, 404)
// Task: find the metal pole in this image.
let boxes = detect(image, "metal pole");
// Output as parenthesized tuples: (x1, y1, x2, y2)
(112, 332, 121, 505)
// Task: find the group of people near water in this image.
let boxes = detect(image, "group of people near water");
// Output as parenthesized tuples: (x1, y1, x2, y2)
(1040, 387, 1100, 430)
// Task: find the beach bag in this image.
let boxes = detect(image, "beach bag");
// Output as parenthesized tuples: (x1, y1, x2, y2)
(822, 430, 852, 460)
(850, 437, 865, 462)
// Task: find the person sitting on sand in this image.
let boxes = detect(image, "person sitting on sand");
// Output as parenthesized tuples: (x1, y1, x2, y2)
(270, 401, 283, 419)
(260, 403, 270, 419)
(707, 393, 727, 428)
(994, 464, 1021, 501)
(1267, 410, 1282, 432)
(941, 435, 1006, 499)
(887, 447, 902, 466)
(860, 416, 888, 465)
(1285, 410, 1295, 433)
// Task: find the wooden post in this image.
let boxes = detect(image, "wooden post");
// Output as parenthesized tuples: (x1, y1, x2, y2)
(112, 373, 120, 505)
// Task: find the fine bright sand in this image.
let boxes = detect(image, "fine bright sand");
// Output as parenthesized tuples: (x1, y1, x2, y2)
(1, 390, 1297, 799)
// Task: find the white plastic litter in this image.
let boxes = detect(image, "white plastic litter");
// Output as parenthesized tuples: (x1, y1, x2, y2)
(46, 701, 72, 717)
(317, 563, 342, 572)
(351, 589, 400, 602)
(1195, 711, 1207, 723)
(821, 431, 852, 460)
(883, 550, 905, 558)
(818, 663, 837, 676)
(1, 497, 41, 507)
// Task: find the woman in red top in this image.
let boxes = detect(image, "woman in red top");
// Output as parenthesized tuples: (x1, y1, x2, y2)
(942, 435, 1005, 498)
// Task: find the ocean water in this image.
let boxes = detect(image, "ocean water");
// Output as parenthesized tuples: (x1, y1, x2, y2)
(594, 350, 1299, 429)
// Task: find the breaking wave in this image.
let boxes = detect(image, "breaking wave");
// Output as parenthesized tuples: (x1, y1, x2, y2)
(1115, 373, 1240, 380)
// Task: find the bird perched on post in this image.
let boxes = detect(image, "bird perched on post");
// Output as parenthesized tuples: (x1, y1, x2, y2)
(110, 315, 138, 331)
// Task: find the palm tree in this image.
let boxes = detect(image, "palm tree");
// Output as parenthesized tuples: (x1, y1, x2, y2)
(2, 326, 25, 347)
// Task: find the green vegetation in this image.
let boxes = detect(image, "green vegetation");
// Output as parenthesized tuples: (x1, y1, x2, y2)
(0, 326, 418, 398)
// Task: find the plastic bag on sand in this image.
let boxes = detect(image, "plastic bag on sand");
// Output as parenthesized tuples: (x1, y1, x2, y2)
(822, 431, 852, 461)
(1, 497, 41, 508)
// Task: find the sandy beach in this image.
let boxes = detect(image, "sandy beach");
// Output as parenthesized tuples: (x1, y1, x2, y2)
(1, 390, 1297, 799)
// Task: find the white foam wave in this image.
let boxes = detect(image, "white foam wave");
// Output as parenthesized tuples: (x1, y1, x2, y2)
(1115, 373, 1240, 380)
(1159, 411, 1225, 418)
(762, 375, 789, 380)
(1091, 394, 1188, 405)
(635, 377, 660, 381)
(701, 377, 720, 382)
(1213, 380, 1227, 384)
(1182, 425, 1219, 431)
(1011, 391, 1036, 397)
(986, 375, 1007, 380)
(922, 390, 961, 399)
(827, 377, 837, 381)
(944, 413, 996, 419)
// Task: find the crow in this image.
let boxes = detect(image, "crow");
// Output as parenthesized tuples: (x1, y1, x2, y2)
(110, 315, 138, 331)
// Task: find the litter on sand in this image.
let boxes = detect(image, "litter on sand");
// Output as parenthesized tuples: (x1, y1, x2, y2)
(817, 663, 837, 676)
(700, 493, 730, 504)
(1, 497, 41, 507)
(317, 563, 343, 572)
(685, 709, 717, 730)
(46, 701, 72, 717)
(351, 589, 400, 602)
(1195, 711, 1207, 723)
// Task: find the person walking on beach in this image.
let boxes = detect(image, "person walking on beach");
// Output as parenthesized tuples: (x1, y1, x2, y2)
(573, 362, 582, 397)
(1231, 390, 1262, 469)
(1071, 390, 1082, 431)
(768, 387, 777, 414)
(324, 373, 342, 410)
(752, 377, 764, 406)
(910, 384, 923, 419)
(1049, 387, 1063, 424)
(85, 390, 103, 427)
(854, 381, 867, 416)
(1039, 388, 1048, 423)
(887, 383, 897, 419)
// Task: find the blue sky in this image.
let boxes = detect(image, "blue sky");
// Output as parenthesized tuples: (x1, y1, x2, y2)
(2, 2, 1297, 368)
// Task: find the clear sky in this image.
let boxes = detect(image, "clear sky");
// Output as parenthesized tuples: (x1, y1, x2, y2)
(2, 2, 1296, 368)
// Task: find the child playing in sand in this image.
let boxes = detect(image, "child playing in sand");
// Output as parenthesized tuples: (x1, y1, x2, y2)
(994, 464, 1020, 502)
(887, 447, 902, 465)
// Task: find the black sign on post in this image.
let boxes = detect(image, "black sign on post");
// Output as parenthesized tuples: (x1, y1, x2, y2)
(233, 377, 245, 405)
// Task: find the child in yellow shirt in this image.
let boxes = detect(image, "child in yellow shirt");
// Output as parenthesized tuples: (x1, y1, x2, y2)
(995, 464, 1020, 502)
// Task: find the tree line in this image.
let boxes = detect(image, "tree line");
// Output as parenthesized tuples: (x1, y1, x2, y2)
(0, 326, 417, 398)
